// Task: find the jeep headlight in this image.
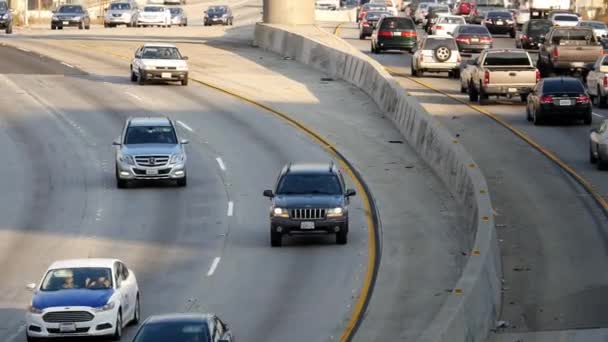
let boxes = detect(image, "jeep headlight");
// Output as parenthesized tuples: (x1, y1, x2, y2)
(170, 153, 185, 164)
(119, 154, 135, 165)
(327, 207, 344, 217)
(93, 301, 115, 312)
(272, 207, 289, 218)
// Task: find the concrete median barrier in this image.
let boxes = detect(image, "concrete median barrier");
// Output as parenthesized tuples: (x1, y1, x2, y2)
(254, 23, 501, 342)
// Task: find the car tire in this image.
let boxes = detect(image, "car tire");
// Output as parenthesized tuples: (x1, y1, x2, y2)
(478, 83, 488, 104)
(51, 24, 56, 30)
(590, 144, 598, 164)
(112, 312, 122, 341)
(270, 232, 282, 247)
(6, 24, 12, 34)
(599, 89, 607, 109)
(104, 23, 108, 28)
(359, 33, 365, 40)
(130, 71, 137, 82)
(468, 82, 478, 102)
(85, 24, 90, 30)
(533, 108, 543, 126)
(526, 105, 532, 121)
(584, 111, 592, 125)
(598, 154, 607, 170)
(181, 77, 188, 86)
(79, 21, 84, 30)
(131, 295, 140, 325)
(433, 46, 451, 62)
(411, 60, 419, 77)
(116, 176, 128, 189)
(126, 22, 132, 27)
(184, 20, 188, 27)
(336, 230, 348, 245)
(138, 69, 145, 85)
(58, 26, 63, 30)
(510, 29, 516, 38)
(177, 175, 187, 187)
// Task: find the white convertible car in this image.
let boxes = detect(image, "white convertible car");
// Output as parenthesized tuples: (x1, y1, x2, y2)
(25, 259, 140, 341)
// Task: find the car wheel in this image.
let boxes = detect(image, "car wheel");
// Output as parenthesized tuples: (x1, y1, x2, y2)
(433, 45, 451, 62)
(112, 312, 122, 341)
(599, 89, 607, 108)
(336, 230, 348, 245)
(79, 21, 84, 30)
(460, 81, 467, 93)
(181, 77, 188, 86)
(410, 60, 419, 77)
(116, 175, 128, 189)
(184, 20, 188, 27)
(584, 111, 592, 125)
(138, 69, 145, 85)
(590, 144, 598, 164)
(51, 24, 56, 30)
(478, 83, 488, 104)
(468, 82, 478, 102)
(533, 108, 543, 126)
(58, 26, 63, 30)
(177, 175, 187, 187)
(104, 23, 108, 28)
(131, 296, 140, 325)
(130, 71, 137, 82)
(85, 24, 90, 30)
(126, 22, 132, 27)
(510, 29, 516, 38)
(270, 231, 282, 247)
(526, 104, 532, 121)
(598, 153, 607, 170)
(26, 333, 38, 342)
(6, 24, 12, 34)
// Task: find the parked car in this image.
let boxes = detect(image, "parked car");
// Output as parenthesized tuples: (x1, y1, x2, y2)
(537, 26, 604, 77)
(0, 1, 12, 34)
(51, 4, 90, 30)
(169, 7, 187, 26)
(452, 0, 473, 15)
(104, 1, 138, 27)
(467, 48, 539, 104)
(132, 313, 233, 342)
(515, 8, 529, 26)
(371, 16, 418, 53)
(411, 35, 461, 77)
(549, 12, 579, 27)
(204, 5, 233, 26)
(577, 20, 608, 41)
(516, 19, 552, 50)
(586, 55, 608, 108)
(130, 43, 189, 86)
(359, 10, 391, 39)
(431, 13, 465, 36)
(526, 76, 591, 125)
(452, 24, 493, 53)
(590, 119, 608, 169)
(137, 5, 171, 27)
(482, 10, 516, 37)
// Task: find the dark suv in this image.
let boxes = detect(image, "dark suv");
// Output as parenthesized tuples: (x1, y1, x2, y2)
(263, 162, 356, 247)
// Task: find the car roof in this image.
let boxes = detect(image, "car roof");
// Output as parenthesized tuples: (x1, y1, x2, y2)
(129, 116, 172, 126)
(48, 258, 119, 270)
(142, 42, 177, 48)
(145, 313, 214, 324)
(283, 162, 336, 175)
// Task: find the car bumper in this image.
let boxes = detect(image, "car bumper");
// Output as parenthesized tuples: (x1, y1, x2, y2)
(521, 40, 540, 49)
(137, 18, 165, 24)
(483, 85, 533, 95)
(271, 217, 348, 235)
(171, 18, 183, 25)
(552, 61, 594, 70)
(540, 104, 591, 118)
(106, 16, 131, 24)
(26, 308, 117, 338)
(140, 70, 188, 82)
(205, 17, 228, 24)
(419, 61, 459, 71)
(457, 42, 492, 52)
(485, 24, 514, 34)
(376, 39, 417, 51)
(0, 19, 9, 27)
(51, 19, 82, 26)
(116, 161, 186, 180)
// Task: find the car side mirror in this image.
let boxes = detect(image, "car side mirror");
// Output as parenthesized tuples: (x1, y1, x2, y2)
(345, 189, 357, 197)
(180, 139, 189, 144)
(26, 283, 37, 291)
(263, 190, 274, 198)
(182, 56, 189, 60)
(112, 140, 121, 146)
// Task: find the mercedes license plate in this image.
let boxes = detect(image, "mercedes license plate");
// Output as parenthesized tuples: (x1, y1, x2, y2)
(161, 72, 171, 79)
(300, 221, 315, 230)
(63, 21, 69, 25)
(146, 169, 159, 175)
(59, 323, 76, 333)
(559, 99, 572, 106)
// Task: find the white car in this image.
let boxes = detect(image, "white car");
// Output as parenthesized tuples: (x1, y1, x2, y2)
(578, 20, 608, 40)
(25, 259, 140, 341)
(515, 8, 529, 26)
(411, 35, 461, 78)
(431, 14, 465, 36)
(131, 43, 189, 85)
(550, 13, 579, 27)
(137, 4, 171, 27)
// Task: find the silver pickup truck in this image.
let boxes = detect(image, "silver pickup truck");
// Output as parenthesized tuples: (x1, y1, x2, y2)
(587, 55, 608, 108)
(538, 27, 604, 77)
(467, 48, 539, 104)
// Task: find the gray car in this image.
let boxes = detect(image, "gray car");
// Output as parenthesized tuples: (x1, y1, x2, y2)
(169, 7, 187, 26)
(590, 120, 608, 170)
(113, 117, 188, 188)
(104, 1, 138, 27)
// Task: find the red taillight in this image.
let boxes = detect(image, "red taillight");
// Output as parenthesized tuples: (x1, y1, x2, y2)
(540, 95, 554, 104)
(576, 95, 590, 104)
(474, 9, 478, 15)
(535, 69, 540, 82)
(378, 30, 392, 37)
(604, 75, 608, 88)
(483, 70, 490, 85)
(553, 48, 559, 59)
(456, 36, 471, 43)
(601, 49, 605, 56)
(402, 31, 417, 37)
(480, 37, 493, 43)
(362, 21, 369, 27)
(435, 25, 443, 30)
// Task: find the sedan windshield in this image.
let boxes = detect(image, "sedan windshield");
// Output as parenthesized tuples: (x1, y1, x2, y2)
(207, 6, 227, 14)
(169, 8, 182, 15)
(143, 6, 164, 12)
(110, 3, 131, 10)
(277, 174, 342, 195)
(41, 268, 113, 291)
(141, 47, 182, 60)
(125, 126, 178, 144)
(134, 322, 210, 342)
(58, 5, 84, 13)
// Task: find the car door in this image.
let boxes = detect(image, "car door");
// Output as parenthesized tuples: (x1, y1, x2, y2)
(120, 262, 138, 318)
(587, 58, 601, 96)
(114, 262, 130, 321)
(132, 47, 142, 74)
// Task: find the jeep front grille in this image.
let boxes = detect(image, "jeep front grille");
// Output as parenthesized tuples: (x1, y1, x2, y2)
(135, 155, 169, 167)
(290, 208, 326, 220)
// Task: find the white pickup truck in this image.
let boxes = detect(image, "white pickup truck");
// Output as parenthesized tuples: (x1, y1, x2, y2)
(587, 55, 608, 108)
(467, 48, 539, 104)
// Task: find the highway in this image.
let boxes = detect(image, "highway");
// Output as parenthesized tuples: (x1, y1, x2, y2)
(332, 21, 608, 339)
(0, 1, 472, 341)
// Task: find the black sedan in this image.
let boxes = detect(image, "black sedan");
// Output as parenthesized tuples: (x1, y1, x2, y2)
(132, 313, 233, 342)
(516, 19, 552, 50)
(526, 77, 592, 125)
(452, 24, 493, 53)
(482, 10, 515, 37)
(51, 4, 90, 30)
(0, 1, 12, 34)
(359, 11, 391, 39)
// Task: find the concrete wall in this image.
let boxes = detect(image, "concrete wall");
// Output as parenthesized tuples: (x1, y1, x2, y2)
(254, 24, 501, 342)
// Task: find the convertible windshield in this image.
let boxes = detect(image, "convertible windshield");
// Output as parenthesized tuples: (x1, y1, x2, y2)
(125, 125, 178, 144)
(141, 47, 182, 60)
(277, 174, 342, 195)
(58, 5, 84, 13)
(41, 268, 113, 291)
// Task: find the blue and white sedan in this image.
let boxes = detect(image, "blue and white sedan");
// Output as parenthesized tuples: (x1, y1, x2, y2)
(25, 258, 140, 341)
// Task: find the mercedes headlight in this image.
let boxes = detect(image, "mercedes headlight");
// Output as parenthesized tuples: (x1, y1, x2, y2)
(327, 207, 344, 217)
(93, 301, 115, 312)
(119, 154, 135, 165)
(272, 207, 289, 218)
(170, 153, 185, 164)
(28, 305, 43, 314)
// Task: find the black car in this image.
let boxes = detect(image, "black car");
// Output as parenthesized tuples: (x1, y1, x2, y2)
(516, 19, 552, 50)
(51, 4, 90, 30)
(526, 77, 592, 125)
(482, 10, 515, 37)
(203, 5, 233, 26)
(0, 1, 12, 34)
(371, 16, 418, 54)
(132, 313, 233, 342)
(359, 10, 391, 39)
(452, 24, 493, 53)
(263, 162, 356, 247)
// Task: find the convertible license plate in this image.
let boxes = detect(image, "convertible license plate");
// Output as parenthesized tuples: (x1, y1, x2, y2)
(508, 87, 517, 93)
(63, 21, 69, 25)
(161, 72, 172, 79)
(300, 221, 315, 230)
(59, 323, 76, 333)
(146, 169, 159, 175)
(559, 99, 572, 106)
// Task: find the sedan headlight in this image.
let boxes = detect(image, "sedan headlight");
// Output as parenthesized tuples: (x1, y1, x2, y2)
(119, 154, 135, 165)
(327, 207, 345, 217)
(93, 301, 115, 312)
(28, 305, 43, 314)
(1, 14, 8, 19)
(170, 153, 185, 164)
(272, 207, 289, 218)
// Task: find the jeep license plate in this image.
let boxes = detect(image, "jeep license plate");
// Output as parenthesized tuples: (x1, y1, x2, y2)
(300, 221, 315, 230)
(59, 323, 76, 333)
(146, 169, 159, 175)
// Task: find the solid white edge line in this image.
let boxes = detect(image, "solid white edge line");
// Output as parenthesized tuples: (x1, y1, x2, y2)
(207, 257, 221, 277)
(593, 112, 604, 118)
(61, 62, 74, 68)
(227, 201, 234, 217)
(216, 157, 226, 171)
(177, 120, 194, 132)
(125, 92, 143, 102)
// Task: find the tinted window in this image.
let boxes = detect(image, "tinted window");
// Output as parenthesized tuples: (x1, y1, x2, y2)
(110, 3, 131, 10)
(366, 11, 390, 20)
(439, 16, 465, 24)
(483, 52, 530, 66)
(208, 6, 227, 13)
(0, 2, 7, 11)
(542, 79, 584, 93)
(380, 18, 415, 30)
(140, 47, 182, 59)
(424, 38, 457, 50)
(552, 29, 594, 43)
(58, 5, 84, 13)
(554, 15, 578, 21)
(143, 6, 164, 12)
(134, 322, 210, 342)
(125, 125, 178, 144)
(579, 21, 607, 29)
(41, 268, 113, 291)
(459, 26, 490, 34)
(528, 20, 552, 32)
(276, 174, 342, 195)
(487, 11, 512, 18)
(169, 8, 182, 14)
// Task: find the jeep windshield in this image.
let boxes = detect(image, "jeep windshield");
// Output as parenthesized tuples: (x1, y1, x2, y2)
(276, 174, 342, 195)
(125, 126, 178, 144)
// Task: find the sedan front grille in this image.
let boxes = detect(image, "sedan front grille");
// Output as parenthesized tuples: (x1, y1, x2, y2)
(135, 155, 169, 167)
(290, 208, 326, 220)
(43, 311, 94, 323)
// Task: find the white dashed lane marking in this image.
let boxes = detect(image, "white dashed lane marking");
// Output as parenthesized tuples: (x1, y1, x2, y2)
(227, 201, 234, 217)
(61, 62, 75, 68)
(126, 92, 143, 102)
(216, 157, 226, 171)
(207, 257, 221, 276)
(177, 120, 194, 132)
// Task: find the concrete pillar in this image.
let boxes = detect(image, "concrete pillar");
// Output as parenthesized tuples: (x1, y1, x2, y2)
(263, 0, 315, 25)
